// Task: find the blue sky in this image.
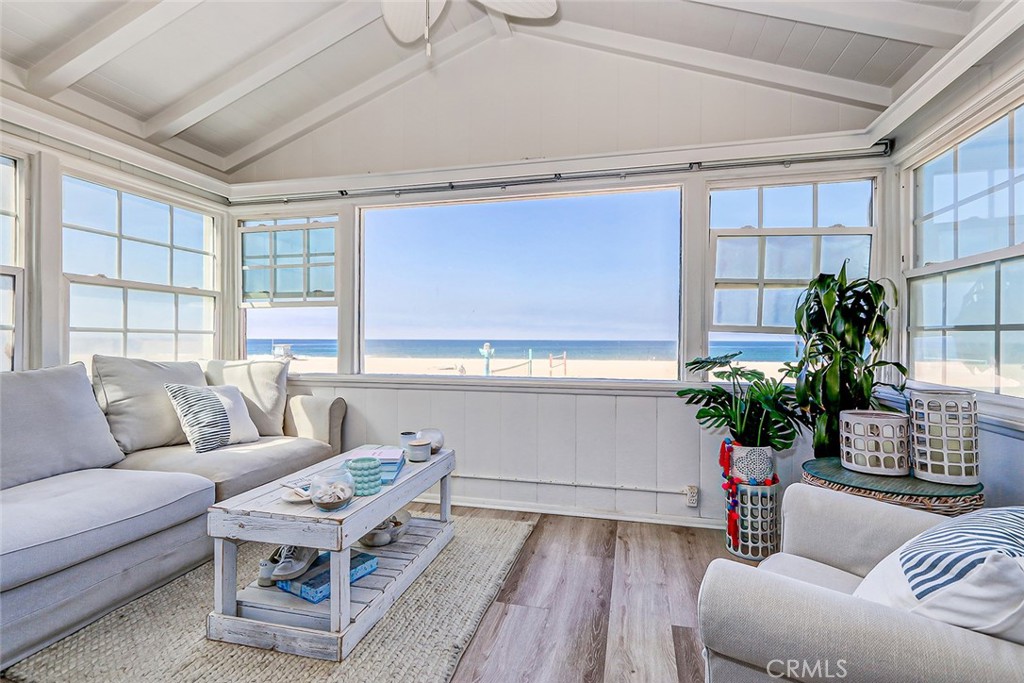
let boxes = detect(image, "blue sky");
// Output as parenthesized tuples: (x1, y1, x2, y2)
(362, 188, 681, 340)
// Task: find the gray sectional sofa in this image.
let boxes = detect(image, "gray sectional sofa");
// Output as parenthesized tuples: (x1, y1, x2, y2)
(0, 357, 346, 669)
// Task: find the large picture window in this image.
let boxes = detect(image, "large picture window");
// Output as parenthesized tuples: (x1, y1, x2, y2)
(361, 188, 681, 380)
(240, 215, 339, 373)
(62, 176, 218, 364)
(708, 179, 875, 375)
(909, 103, 1024, 397)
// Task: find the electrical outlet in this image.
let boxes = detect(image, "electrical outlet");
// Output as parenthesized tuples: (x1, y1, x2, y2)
(684, 485, 699, 508)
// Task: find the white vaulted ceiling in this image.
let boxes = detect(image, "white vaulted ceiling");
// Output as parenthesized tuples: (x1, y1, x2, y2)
(0, 0, 1018, 180)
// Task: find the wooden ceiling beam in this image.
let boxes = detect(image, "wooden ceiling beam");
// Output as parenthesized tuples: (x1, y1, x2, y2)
(143, 1, 382, 144)
(685, 0, 970, 49)
(28, 0, 202, 98)
(517, 21, 893, 109)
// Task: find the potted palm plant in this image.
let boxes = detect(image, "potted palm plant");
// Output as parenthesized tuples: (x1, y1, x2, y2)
(786, 263, 907, 458)
(677, 353, 804, 559)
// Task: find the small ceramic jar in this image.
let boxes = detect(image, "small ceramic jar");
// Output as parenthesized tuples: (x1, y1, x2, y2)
(407, 438, 431, 462)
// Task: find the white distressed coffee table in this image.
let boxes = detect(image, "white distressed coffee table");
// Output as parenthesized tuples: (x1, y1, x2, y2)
(206, 446, 455, 661)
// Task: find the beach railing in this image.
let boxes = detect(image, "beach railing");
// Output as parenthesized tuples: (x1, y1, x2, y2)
(549, 351, 566, 377)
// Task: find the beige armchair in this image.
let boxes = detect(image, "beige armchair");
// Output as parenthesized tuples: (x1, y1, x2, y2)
(698, 484, 1024, 683)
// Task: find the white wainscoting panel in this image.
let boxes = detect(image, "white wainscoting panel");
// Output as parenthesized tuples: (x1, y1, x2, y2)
(299, 380, 1022, 525)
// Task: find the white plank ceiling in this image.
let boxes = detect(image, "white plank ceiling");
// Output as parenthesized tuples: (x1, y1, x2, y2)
(0, 0, 1002, 175)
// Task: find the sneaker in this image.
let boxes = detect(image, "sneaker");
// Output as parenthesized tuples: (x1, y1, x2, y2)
(257, 546, 284, 587)
(271, 545, 320, 581)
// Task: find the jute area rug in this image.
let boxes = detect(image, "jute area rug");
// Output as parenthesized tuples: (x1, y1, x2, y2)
(5, 514, 533, 683)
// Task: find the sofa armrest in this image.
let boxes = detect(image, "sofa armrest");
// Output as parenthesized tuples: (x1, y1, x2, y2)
(284, 394, 346, 455)
(781, 483, 944, 577)
(699, 559, 1024, 683)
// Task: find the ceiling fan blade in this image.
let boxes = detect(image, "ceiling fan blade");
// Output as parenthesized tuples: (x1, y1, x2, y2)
(382, 0, 448, 44)
(474, 0, 556, 19)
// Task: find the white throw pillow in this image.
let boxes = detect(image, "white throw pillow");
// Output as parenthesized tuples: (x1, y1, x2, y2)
(854, 507, 1024, 644)
(164, 383, 260, 453)
(92, 355, 208, 453)
(203, 359, 289, 436)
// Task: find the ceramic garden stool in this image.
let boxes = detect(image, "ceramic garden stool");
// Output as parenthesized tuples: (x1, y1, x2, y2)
(801, 457, 984, 517)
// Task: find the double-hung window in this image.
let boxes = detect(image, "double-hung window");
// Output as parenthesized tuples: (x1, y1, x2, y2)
(708, 179, 875, 374)
(62, 176, 218, 364)
(240, 215, 339, 372)
(1, 155, 24, 371)
(908, 104, 1024, 396)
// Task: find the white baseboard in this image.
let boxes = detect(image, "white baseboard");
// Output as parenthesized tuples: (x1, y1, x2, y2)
(413, 493, 727, 530)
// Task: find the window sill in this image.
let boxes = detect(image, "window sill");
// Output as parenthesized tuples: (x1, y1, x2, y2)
(285, 372, 688, 397)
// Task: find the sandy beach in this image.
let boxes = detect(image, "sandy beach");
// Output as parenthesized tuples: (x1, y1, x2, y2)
(262, 355, 803, 382)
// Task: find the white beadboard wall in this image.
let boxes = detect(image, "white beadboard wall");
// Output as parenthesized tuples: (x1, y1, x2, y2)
(231, 35, 878, 183)
(293, 380, 1022, 524)
(293, 380, 821, 527)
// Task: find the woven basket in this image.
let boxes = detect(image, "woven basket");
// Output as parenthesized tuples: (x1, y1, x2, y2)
(839, 410, 910, 476)
(909, 390, 980, 485)
(801, 471, 984, 516)
(728, 483, 779, 561)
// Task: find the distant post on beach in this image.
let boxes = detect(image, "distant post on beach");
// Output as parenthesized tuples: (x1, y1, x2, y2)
(479, 342, 495, 376)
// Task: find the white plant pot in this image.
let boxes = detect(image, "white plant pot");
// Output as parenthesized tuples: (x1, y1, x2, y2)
(839, 410, 910, 476)
(729, 445, 775, 482)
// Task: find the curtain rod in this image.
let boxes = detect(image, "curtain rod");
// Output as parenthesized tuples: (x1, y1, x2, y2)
(228, 139, 893, 206)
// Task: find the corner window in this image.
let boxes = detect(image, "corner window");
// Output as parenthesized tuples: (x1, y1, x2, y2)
(62, 176, 218, 364)
(708, 179, 875, 374)
(360, 189, 681, 380)
(909, 104, 1024, 397)
(240, 216, 338, 373)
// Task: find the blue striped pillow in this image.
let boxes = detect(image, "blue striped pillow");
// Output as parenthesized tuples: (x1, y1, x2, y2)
(855, 507, 1024, 644)
(164, 383, 260, 453)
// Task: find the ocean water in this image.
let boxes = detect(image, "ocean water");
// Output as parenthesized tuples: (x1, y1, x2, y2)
(247, 339, 801, 362)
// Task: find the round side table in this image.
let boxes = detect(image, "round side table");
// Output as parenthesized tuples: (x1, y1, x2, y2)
(802, 457, 984, 517)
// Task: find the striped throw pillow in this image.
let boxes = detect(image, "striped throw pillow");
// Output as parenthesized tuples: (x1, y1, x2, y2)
(855, 507, 1024, 644)
(164, 383, 260, 453)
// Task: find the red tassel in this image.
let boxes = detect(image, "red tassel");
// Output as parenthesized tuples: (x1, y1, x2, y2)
(719, 441, 730, 470)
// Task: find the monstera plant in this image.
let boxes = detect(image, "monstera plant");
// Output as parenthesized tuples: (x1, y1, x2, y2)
(786, 263, 907, 458)
(677, 353, 803, 452)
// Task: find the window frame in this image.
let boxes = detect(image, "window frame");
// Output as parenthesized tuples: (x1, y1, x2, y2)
(60, 173, 221, 363)
(1, 151, 27, 370)
(706, 174, 880, 338)
(903, 99, 1024, 405)
(236, 214, 342, 374)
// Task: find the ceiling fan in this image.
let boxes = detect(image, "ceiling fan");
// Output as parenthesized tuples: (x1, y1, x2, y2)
(381, 0, 557, 53)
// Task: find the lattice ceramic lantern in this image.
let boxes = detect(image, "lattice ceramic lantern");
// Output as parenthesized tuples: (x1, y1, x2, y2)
(839, 410, 911, 476)
(910, 390, 980, 485)
(729, 483, 780, 561)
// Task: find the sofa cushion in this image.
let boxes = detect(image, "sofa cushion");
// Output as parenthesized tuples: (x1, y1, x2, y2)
(759, 553, 862, 595)
(0, 468, 213, 591)
(165, 383, 260, 453)
(0, 363, 124, 490)
(204, 359, 289, 436)
(92, 355, 207, 453)
(855, 506, 1024, 645)
(113, 436, 333, 500)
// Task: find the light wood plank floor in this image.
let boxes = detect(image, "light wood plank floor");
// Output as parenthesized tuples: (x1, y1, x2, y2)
(408, 504, 748, 683)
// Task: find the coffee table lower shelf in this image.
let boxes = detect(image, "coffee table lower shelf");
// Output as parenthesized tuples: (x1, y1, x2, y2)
(207, 517, 453, 661)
